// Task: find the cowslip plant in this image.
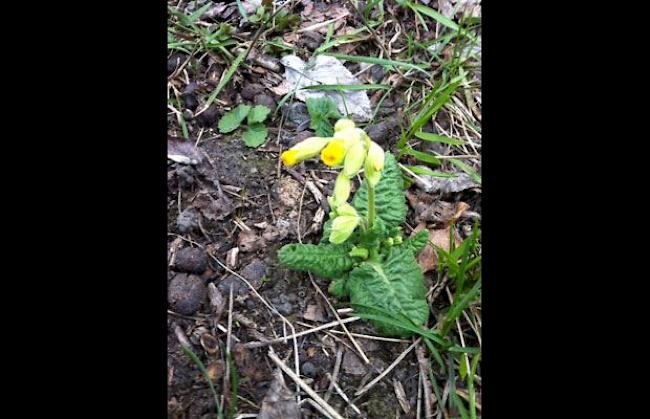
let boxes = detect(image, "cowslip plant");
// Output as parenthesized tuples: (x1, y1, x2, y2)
(218, 104, 271, 147)
(278, 118, 431, 337)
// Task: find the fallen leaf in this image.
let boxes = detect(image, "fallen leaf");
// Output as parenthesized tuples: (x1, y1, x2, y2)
(258, 369, 301, 419)
(413, 171, 480, 194)
(393, 378, 411, 414)
(280, 54, 372, 121)
(342, 350, 367, 376)
(168, 136, 203, 165)
(192, 191, 236, 222)
(302, 303, 326, 322)
(238, 229, 265, 252)
(413, 222, 463, 273)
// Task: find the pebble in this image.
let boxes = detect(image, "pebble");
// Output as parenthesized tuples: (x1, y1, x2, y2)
(197, 104, 219, 127)
(169, 273, 207, 315)
(218, 259, 269, 295)
(176, 208, 199, 234)
(301, 362, 316, 377)
(172, 247, 208, 274)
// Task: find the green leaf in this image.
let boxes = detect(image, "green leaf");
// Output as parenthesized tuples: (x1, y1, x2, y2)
(402, 230, 429, 254)
(218, 104, 251, 133)
(414, 131, 465, 146)
(403, 165, 456, 178)
(242, 123, 268, 147)
(409, 4, 460, 32)
(449, 158, 481, 183)
(247, 105, 271, 124)
(306, 97, 341, 137)
(326, 53, 431, 76)
(328, 276, 348, 298)
(353, 153, 407, 229)
(403, 147, 441, 165)
(347, 246, 429, 337)
(278, 243, 354, 279)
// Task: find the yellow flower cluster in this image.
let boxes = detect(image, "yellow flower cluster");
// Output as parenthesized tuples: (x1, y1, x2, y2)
(280, 118, 386, 244)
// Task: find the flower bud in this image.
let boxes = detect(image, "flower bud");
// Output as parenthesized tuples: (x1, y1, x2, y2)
(343, 140, 367, 177)
(329, 215, 360, 244)
(281, 137, 329, 167)
(334, 118, 355, 132)
(332, 172, 351, 206)
(366, 141, 385, 172)
(336, 202, 358, 217)
(349, 246, 369, 259)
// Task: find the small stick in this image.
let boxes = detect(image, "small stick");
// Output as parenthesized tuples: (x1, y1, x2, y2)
(268, 348, 345, 419)
(355, 338, 421, 397)
(416, 344, 435, 419)
(308, 273, 370, 364)
(326, 372, 362, 415)
(324, 346, 344, 403)
(242, 317, 360, 349)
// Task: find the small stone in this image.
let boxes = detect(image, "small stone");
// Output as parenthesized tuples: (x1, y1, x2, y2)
(254, 94, 276, 111)
(169, 273, 207, 315)
(181, 93, 199, 111)
(301, 362, 316, 377)
(342, 350, 367, 376)
(285, 102, 310, 128)
(275, 301, 293, 315)
(274, 177, 302, 208)
(172, 247, 208, 274)
(197, 104, 219, 127)
(241, 83, 264, 101)
(218, 259, 269, 295)
(176, 208, 199, 234)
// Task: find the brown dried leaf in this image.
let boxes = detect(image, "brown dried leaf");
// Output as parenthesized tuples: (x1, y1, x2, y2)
(302, 303, 326, 322)
(258, 370, 301, 419)
(192, 191, 236, 222)
(413, 223, 463, 273)
(238, 230, 265, 252)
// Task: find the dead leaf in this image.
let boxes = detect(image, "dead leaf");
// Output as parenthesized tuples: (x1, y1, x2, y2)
(238, 229, 265, 252)
(306, 347, 318, 358)
(168, 136, 203, 165)
(413, 171, 480, 194)
(207, 283, 226, 319)
(191, 191, 236, 222)
(413, 222, 463, 273)
(258, 369, 301, 419)
(302, 302, 326, 322)
(393, 379, 411, 414)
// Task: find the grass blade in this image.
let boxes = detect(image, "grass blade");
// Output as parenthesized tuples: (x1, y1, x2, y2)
(415, 131, 465, 146)
(403, 147, 441, 165)
(181, 345, 224, 419)
(200, 50, 246, 113)
(326, 53, 431, 76)
(410, 4, 459, 31)
(449, 158, 481, 183)
(403, 165, 456, 178)
(468, 353, 480, 419)
(300, 84, 390, 91)
(440, 279, 481, 337)
(235, 0, 249, 21)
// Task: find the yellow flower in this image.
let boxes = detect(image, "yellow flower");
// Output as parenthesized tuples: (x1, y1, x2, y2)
(320, 138, 346, 167)
(332, 172, 351, 206)
(333, 127, 363, 149)
(334, 118, 355, 132)
(280, 136, 329, 167)
(343, 140, 367, 177)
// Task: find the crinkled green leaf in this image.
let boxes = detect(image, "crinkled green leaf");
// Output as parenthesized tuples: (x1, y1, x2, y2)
(347, 246, 429, 337)
(247, 105, 271, 124)
(320, 219, 333, 244)
(328, 276, 348, 298)
(242, 123, 268, 147)
(278, 243, 354, 279)
(402, 230, 429, 254)
(218, 104, 251, 133)
(306, 97, 340, 137)
(353, 153, 407, 229)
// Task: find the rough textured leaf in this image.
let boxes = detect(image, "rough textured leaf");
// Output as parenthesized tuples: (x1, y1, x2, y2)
(218, 104, 251, 133)
(306, 97, 340, 137)
(347, 246, 429, 337)
(328, 276, 348, 298)
(353, 153, 407, 229)
(278, 243, 354, 279)
(247, 105, 271, 124)
(402, 229, 429, 254)
(242, 123, 268, 147)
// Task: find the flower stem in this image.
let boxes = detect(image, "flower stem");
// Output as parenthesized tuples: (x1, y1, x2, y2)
(367, 180, 376, 229)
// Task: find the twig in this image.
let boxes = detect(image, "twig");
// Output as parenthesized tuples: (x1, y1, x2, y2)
(326, 372, 362, 415)
(324, 346, 344, 403)
(355, 338, 421, 396)
(307, 273, 370, 364)
(242, 317, 360, 349)
(416, 344, 435, 419)
(268, 348, 345, 419)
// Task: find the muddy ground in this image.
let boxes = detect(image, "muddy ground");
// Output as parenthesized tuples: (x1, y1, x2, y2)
(168, 1, 481, 418)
